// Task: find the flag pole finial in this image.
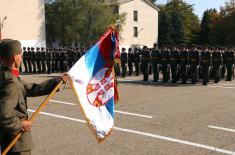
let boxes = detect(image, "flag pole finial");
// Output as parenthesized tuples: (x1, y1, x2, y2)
(113, 19, 120, 30)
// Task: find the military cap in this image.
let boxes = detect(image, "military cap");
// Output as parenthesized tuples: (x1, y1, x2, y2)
(0, 39, 22, 57)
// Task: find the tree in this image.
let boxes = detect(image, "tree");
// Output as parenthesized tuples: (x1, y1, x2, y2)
(158, 0, 200, 45)
(210, 2, 235, 46)
(200, 9, 219, 45)
(199, 0, 235, 46)
(45, 0, 124, 47)
(158, 6, 172, 45)
(170, 10, 184, 44)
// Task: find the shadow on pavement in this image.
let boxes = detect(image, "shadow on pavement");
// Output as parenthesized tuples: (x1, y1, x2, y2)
(117, 79, 208, 87)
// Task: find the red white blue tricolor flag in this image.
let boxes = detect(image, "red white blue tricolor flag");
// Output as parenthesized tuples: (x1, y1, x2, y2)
(68, 28, 120, 142)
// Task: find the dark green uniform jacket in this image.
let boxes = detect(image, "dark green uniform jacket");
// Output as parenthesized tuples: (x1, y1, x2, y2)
(0, 66, 61, 152)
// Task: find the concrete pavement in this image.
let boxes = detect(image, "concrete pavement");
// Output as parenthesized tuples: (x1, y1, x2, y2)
(19, 73, 235, 155)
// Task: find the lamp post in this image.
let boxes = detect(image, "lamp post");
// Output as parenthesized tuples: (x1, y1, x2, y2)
(0, 16, 7, 40)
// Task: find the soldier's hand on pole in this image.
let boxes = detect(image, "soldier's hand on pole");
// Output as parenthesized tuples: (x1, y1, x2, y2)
(21, 120, 32, 132)
(60, 73, 70, 84)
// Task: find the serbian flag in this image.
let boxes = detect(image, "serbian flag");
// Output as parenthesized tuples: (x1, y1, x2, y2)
(68, 28, 120, 142)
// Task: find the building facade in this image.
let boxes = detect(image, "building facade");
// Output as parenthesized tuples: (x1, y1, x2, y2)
(0, 0, 46, 48)
(117, 0, 159, 49)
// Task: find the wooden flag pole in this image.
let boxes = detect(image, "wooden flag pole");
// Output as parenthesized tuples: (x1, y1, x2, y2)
(28, 80, 63, 122)
(2, 80, 63, 155)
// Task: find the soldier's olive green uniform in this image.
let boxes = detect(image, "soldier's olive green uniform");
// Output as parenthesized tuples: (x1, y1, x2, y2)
(201, 50, 211, 85)
(151, 48, 161, 82)
(120, 51, 128, 78)
(46, 50, 52, 74)
(224, 50, 234, 81)
(212, 50, 222, 83)
(22, 48, 28, 73)
(189, 49, 200, 84)
(0, 66, 61, 154)
(133, 48, 141, 76)
(35, 50, 42, 74)
(161, 49, 170, 82)
(170, 49, 179, 83)
(127, 48, 134, 76)
(27, 49, 32, 73)
(41, 49, 47, 74)
(141, 48, 151, 81)
(179, 50, 189, 84)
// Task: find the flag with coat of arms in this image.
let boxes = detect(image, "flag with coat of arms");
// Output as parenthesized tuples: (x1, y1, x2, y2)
(68, 27, 120, 142)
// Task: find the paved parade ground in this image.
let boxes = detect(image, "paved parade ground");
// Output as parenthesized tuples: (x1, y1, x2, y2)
(20, 73, 235, 155)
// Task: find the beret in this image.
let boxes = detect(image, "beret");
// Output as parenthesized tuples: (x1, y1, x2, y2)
(0, 39, 22, 57)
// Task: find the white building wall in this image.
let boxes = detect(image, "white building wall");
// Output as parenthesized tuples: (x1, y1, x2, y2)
(0, 0, 46, 48)
(119, 0, 158, 49)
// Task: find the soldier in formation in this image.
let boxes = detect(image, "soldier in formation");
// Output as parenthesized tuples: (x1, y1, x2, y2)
(134, 48, 141, 76)
(223, 48, 235, 81)
(127, 48, 134, 76)
(21, 47, 86, 74)
(20, 44, 235, 85)
(151, 43, 161, 82)
(120, 48, 128, 77)
(141, 46, 151, 81)
(189, 47, 200, 84)
(117, 44, 234, 85)
(170, 46, 179, 83)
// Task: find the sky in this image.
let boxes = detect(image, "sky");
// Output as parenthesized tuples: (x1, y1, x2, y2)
(156, 0, 228, 19)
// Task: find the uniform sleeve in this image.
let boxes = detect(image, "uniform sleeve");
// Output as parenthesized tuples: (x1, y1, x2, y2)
(22, 78, 62, 97)
(0, 81, 23, 135)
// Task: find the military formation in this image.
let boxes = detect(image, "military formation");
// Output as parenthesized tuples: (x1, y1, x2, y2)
(21, 44, 235, 85)
(21, 47, 86, 74)
(118, 44, 235, 85)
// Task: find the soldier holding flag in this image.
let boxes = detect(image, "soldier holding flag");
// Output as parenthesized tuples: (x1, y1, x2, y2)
(0, 39, 69, 155)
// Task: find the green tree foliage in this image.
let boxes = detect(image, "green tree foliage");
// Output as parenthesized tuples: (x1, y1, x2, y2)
(45, 0, 123, 47)
(158, 6, 172, 44)
(158, 0, 200, 45)
(200, 0, 235, 46)
(170, 10, 184, 44)
(200, 9, 218, 44)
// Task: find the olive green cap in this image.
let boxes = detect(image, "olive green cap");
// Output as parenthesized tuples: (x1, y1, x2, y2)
(0, 39, 22, 57)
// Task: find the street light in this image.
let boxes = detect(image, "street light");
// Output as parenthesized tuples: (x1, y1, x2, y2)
(0, 16, 7, 40)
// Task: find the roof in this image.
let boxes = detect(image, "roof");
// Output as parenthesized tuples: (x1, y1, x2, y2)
(109, 0, 160, 11)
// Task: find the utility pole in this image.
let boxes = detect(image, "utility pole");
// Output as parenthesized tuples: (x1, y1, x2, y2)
(0, 16, 7, 40)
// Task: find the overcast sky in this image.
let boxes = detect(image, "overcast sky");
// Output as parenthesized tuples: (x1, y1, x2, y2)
(156, 0, 228, 19)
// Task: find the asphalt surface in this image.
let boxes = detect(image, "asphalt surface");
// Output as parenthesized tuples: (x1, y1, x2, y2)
(18, 73, 235, 155)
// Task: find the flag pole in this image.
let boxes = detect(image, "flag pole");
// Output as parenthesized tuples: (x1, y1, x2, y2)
(2, 80, 63, 155)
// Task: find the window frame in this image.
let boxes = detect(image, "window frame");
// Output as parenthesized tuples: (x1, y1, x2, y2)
(134, 27, 138, 38)
(133, 10, 138, 21)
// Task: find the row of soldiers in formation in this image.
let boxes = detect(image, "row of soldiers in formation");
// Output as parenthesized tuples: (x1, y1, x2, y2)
(21, 47, 86, 74)
(118, 44, 235, 85)
(21, 45, 235, 85)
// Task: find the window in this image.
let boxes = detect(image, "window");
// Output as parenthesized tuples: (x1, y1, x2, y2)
(134, 10, 138, 21)
(134, 27, 138, 37)
(111, 5, 119, 14)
